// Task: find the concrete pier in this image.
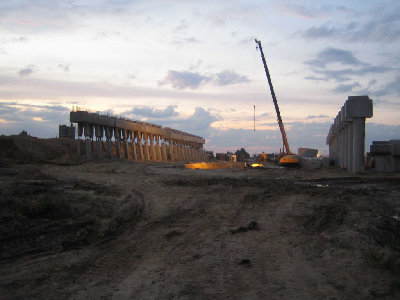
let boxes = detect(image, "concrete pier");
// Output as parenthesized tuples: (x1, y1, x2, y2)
(326, 96, 373, 173)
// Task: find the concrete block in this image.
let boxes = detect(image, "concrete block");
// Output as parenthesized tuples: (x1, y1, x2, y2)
(370, 143, 392, 155)
(345, 96, 373, 118)
(374, 155, 400, 172)
(298, 148, 318, 158)
(341, 105, 352, 122)
(299, 157, 329, 169)
(391, 140, 400, 156)
(337, 111, 344, 129)
(372, 141, 389, 145)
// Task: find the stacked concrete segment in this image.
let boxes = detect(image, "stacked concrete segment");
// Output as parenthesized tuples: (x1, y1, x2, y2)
(70, 110, 207, 162)
(370, 140, 400, 172)
(326, 96, 373, 173)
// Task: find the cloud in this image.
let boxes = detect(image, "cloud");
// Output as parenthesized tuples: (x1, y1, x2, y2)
(159, 70, 210, 90)
(18, 64, 37, 77)
(276, 3, 350, 19)
(305, 114, 329, 119)
(159, 69, 250, 90)
(205, 121, 331, 154)
(205, 121, 400, 155)
(127, 105, 179, 119)
(57, 64, 70, 72)
(174, 19, 189, 32)
(304, 76, 326, 81)
(125, 106, 220, 138)
(0, 36, 28, 44)
(311, 65, 392, 82)
(297, 6, 400, 43)
(304, 48, 363, 68)
(304, 48, 394, 83)
(332, 82, 361, 93)
(215, 70, 249, 86)
(171, 36, 200, 45)
(0, 101, 70, 137)
(206, 4, 259, 26)
(363, 75, 400, 97)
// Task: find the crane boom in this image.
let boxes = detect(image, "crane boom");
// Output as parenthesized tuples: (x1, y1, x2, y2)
(255, 39, 292, 155)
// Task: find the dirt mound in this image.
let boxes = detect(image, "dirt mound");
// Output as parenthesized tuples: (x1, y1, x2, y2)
(0, 165, 144, 261)
(0, 135, 83, 165)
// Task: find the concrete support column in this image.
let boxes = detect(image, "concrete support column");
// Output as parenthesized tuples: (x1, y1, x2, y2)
(123, 140, 130, 160)
(172, 142, 178, 161)
(192, 147, 196, 161)
(116, 141, 122, 159)
(181, 144, 185, 161)
(174, 141, 180, 161)
(193, 146, 198, 161)
(343, 125, 348, 169)
(84, 123, 93, 140)
(161, 140, 168, 161)
(95, 125, 103, 141)
(85, 139, 93, 160)
(155, 136, 162, 161)
(78, 123, 83, 138)
(114, 128, 121, 141)
(107, 140, 113, 159)
(131, 134, 138, 160)
(338, 129, 343, 168)
(182, 143, 188, 161)
(143, 133, 150, 161)
(352, 117, 366, 173)
(149, 134, 156, 161)
(189, 144, 194, 161)
(137, 132, 144, 161)
(176, 143, 182, 161)
(97, 141, 103, 159)
(77, 139, 81, 156)
(331, 138, 338, 164)
(105, 126, 113, 141)
(168, 141, 175, 161)
(347, 122, 353, 173)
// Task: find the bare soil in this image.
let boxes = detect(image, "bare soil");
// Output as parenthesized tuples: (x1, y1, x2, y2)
(1, 137, 400, 299)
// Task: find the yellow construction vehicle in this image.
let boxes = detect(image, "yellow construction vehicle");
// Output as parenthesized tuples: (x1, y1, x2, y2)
(255, 39, 299, 167)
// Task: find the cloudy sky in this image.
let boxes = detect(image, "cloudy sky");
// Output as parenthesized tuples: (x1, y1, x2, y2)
(0, 0, 399, 154)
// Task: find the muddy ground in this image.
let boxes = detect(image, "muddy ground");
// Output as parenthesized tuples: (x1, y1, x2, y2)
(1, 158, 400, 299)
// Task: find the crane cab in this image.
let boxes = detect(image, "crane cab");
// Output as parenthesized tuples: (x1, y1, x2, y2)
(279, 154, 300, 167)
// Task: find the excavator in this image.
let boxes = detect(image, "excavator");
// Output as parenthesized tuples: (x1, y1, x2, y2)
(255, 39, 299, 167)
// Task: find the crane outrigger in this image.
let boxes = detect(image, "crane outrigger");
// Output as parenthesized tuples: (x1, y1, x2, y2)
(255, 39, 299, 166)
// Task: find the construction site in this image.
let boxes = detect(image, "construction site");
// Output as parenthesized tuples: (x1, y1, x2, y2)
(1, 39, 400, 299)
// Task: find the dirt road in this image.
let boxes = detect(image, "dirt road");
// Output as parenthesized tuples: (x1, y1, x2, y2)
(1, 161, 400, 299)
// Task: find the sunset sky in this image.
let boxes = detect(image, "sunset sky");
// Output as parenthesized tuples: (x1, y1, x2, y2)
(1, 0, 399, 154)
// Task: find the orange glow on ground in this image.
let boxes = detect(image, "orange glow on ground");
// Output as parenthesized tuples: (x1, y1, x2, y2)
(185, 162, 243, 170)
